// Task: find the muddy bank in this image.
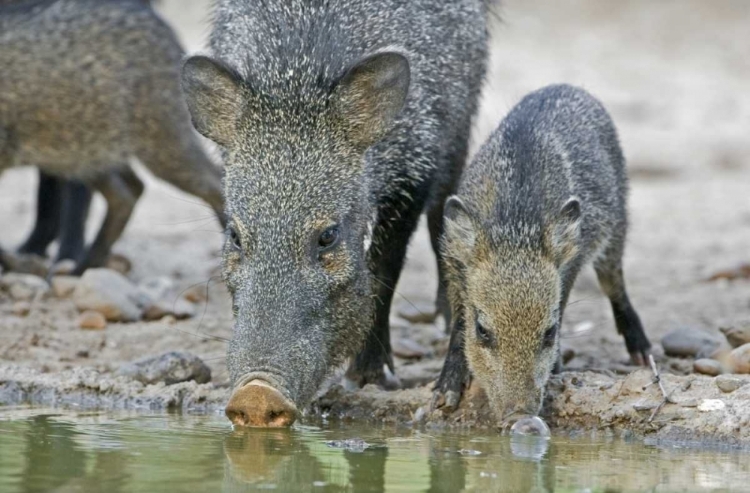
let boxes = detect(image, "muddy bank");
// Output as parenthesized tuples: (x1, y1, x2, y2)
(3, 364, 749, 447)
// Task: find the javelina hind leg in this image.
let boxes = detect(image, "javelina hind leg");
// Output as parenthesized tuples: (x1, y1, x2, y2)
(72, 167, 143, 275)
(18, 171, 63, 257)
(431, 312, 470, 411)
(594, 251, 650, 366)
(554, 259, 584, 373)
(346, 210, 424, 389)
(56, 180, 92, 262)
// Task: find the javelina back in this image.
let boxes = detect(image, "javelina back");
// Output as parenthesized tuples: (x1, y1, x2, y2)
(439, 84, 651, 424)
(181, 0, 494, 426)
(0, 0, 225, 275)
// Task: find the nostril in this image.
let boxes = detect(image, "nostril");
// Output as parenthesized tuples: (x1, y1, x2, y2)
(266, 409, 294, 427)
(226, 408, 249, 427)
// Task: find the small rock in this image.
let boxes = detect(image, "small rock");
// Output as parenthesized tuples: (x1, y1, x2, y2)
(11, 301, 31, 317)
(78, 310, 107, 330)
(142, 298, 196, 321)
(396, 302, 437, 324)
(117, 351, 211, 385)
(693, 358, 723, 376)
(392, 337, 430, 359)
(182, 284, 209, 304)
(720, 325, 750, 349)
(50, 275, 80, 298)
(138, 277, 175, 303)
(76, 349, 90, 358)
(661, 328, 720, 358)
(325, 438, 370, 453)
(106, 253, 132, 276)
(72, 269, 147, 322)
(729, 344, 750, 374)
(697, 399, 726, 412)
(715, 375, 747, 393)
(0, 273, 49, 301)
(49, 259, 77, 276)
(457, 449, 482, 456)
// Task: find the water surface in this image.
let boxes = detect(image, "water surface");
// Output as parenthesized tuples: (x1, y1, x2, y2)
(0, 407, 747, 492)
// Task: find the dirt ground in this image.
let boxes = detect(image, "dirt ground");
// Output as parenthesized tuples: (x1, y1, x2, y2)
(2, 0, 750, 445)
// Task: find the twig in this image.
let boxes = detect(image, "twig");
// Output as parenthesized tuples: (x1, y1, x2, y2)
(644, 354, 676, 422)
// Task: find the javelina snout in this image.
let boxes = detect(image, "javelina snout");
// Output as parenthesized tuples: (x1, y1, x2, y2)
(226, 379, 298, 427)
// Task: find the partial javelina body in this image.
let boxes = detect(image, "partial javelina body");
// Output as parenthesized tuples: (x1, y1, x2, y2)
(182, 0, 491, 426)
(440, 85, 651, 424)
(16, 172, 91, 264)
(0, 0, 225, 274)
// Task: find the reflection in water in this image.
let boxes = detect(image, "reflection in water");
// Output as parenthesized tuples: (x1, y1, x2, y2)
(1, 409, 749, 492)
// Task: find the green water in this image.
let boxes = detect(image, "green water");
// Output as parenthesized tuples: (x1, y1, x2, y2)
(0, 408, 748, 492)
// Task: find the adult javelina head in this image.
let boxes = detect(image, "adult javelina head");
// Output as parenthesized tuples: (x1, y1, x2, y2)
(181, 53, 409, 427)
(443, 196, 582, 426)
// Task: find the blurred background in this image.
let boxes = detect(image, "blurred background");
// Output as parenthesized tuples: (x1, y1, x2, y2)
(1, 0, 748, 385)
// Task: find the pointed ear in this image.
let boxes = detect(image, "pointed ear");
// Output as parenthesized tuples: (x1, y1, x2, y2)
(182, 56, 244, 147)
(332, 52, 410, 150)
(546, 197, 582, 266)
(443, 195, 477, 262)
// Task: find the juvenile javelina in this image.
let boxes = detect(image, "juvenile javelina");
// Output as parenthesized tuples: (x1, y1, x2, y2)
(182, 0, 493, 426)
(438, 84, 651, 424)
(0, 0, 225, 274)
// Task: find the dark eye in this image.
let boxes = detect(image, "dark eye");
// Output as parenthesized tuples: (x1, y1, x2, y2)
(542, 323, 558, 349)
(318, 226, 340, 251)
(228, 227, 241, 251)
(475, 320, 494, 347)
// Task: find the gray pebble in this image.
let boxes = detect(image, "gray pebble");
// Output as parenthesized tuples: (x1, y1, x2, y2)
(715, 375, 747, 393)
(693, 358, 723, 376)
(661, 328, 720, 358)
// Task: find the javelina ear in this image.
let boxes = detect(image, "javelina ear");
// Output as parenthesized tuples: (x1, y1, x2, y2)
(182, 56, 244, 147)
(443, 196, 476, 262)
(332, 52, 410, 149)
(546, 197, 582, 266)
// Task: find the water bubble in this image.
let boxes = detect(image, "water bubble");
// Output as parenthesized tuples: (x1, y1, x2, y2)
(510, 416, 551, 437)
(509, 416, 551, 461)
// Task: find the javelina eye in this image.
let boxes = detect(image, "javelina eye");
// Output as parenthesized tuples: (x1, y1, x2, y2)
(318, 226, 340, 251)
(475, 320, 494, 347)
(228, 227, 241, 251)
(542, 323, 558, 349)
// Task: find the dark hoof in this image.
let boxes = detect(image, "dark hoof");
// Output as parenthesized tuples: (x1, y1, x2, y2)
(629, 351, 650, 367)
(344, 363, 401, 391)
(430, 388, 461, 412)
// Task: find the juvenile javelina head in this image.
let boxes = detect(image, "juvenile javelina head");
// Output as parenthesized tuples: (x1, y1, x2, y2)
(443, 196, 582, 425)
(181, 53, 410, 408)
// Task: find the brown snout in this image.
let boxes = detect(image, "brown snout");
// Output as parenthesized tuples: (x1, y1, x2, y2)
(225, 380, 298, 427)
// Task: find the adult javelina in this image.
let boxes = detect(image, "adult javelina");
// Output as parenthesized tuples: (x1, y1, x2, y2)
(182, 0, 493, 426)
(439, 85, 651, 425)
(0, 0, 225, 275)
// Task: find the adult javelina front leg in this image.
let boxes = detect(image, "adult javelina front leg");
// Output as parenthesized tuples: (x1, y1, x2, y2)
(183, 0, 490, 426)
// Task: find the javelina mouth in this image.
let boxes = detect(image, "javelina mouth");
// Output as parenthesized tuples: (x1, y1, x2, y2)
(226, 372, 298, 428)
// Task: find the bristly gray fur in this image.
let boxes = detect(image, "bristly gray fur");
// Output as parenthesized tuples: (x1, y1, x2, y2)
(194, 0, 494, 408)
(439, 84, 650, 423)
